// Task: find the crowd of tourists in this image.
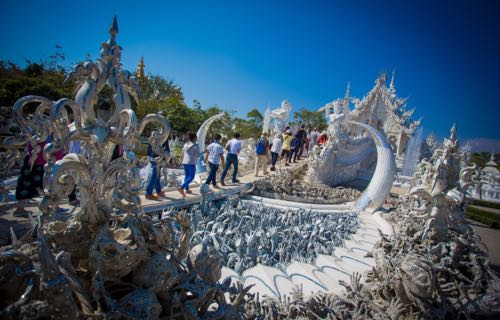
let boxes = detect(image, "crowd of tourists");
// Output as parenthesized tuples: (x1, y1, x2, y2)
(11, 124, 327, 207)
(144, 124, 327, 199)
(195, 125, 324, 192)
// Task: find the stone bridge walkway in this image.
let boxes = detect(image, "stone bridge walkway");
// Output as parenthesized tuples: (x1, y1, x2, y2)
(0, 160, 307, 243)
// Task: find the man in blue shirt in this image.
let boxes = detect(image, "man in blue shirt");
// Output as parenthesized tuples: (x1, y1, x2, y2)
(220, 132, 241, 185)
(204, 134, 225, 188)
(145, 143, 164, 200)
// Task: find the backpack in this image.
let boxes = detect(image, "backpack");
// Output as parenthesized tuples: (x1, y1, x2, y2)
(255, 138, 266, 155)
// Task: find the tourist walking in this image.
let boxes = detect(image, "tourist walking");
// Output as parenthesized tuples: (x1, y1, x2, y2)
(289, 133, 301, 163)
(254, 132, 270, 176)
(178, 132, 199, 197)
(281, 130, 292, 166)
(15, 136, 65, 214)
(204, 134, 225, 188)
(304, 129, 310, 156)
(145, 143, 166, 200)
(220, 132, 242, 185)
(296, 125, 307, 159)
(270, 133, 282, 171)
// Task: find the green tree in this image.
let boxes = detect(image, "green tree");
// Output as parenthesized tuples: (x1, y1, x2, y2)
(293, 108, 327, 130)
(233, 117, 262, 139)
(138, 74, 183, 101)
(0, 60, 74, 110)
(0, 57, 276, 142)
(246, 108, 263, 126)
(133, 72, 194, 132)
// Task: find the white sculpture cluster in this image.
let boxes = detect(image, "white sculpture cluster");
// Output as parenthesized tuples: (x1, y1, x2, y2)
(466, 152, 500, 202)
(237, 125, 500, 319)
(308, 99, 397, 211)
(269, 100, 292, 134)
(253, 167, 361, 204)
(1, 17, 499, 320)
(320, 74, 421, 161)
(0, 18, 251, 319)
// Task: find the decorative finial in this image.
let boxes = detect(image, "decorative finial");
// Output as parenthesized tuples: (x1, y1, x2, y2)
(390, 69, 396, 89)
(110, 16, 119, 35)
(377, 72, 387, 85)
(137, 56, 145, 79)
(344, 81, 350, 100)
(450, 123, 457, 141)
(108, 16, 119, 45)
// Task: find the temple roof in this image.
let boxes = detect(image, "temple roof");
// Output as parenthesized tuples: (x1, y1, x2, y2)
(350, 73, 420, 133)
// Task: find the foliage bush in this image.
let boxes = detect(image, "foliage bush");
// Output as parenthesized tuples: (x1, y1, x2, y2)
(472, 199, 500, 210)
(1, 57, 323, 142)
(466, 206, 500, 229)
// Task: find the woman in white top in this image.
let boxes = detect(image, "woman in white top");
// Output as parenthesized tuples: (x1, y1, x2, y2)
(178, 132, 199, 196)
(270, 133, 283, 171)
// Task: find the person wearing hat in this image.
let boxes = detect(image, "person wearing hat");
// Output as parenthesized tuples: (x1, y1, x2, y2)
(254, 132, 270, 176)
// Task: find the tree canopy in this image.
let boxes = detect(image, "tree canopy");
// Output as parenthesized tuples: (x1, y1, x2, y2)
(0, 61, 74, 110)
(292, 108, 327, 130)
(0, 55, 326, 141)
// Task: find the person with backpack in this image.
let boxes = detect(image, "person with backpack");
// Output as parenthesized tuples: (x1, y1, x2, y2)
(220, 132, 241, 185)
(254, 132, 270, 177)
(281, 130, 292, 166)
(204, 134, 225, 188)
(270, 133, 282, 171)
(178, 131, 199, 197)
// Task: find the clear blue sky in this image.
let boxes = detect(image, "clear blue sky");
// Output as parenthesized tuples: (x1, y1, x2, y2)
(1, 0, 499, 142)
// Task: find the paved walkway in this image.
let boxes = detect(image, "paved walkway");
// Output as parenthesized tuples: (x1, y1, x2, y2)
(141, 160, 307, 211)
(467, 219, 500, 274)
(0, 159, 307, 244)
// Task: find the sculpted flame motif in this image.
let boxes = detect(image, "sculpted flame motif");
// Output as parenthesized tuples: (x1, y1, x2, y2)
(5, 17, 171, 223)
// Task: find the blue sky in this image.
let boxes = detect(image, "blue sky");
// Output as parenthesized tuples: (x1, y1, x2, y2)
(1, 0, 499, 143)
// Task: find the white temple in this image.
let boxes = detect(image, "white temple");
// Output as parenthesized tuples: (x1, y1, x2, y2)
(469, 153, 500, 202)
(320, 72, 421, 162)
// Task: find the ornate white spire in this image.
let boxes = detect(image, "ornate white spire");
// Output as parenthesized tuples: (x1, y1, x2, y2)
(390, 69, 396, 89)
(388, 69, 397, 98)
(450, 123, 457, 142)
(344, 81, 350, 100)
(108, 15, 119, 45)
(343, 81, 350, 112)
(487, 152, 497, 166)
